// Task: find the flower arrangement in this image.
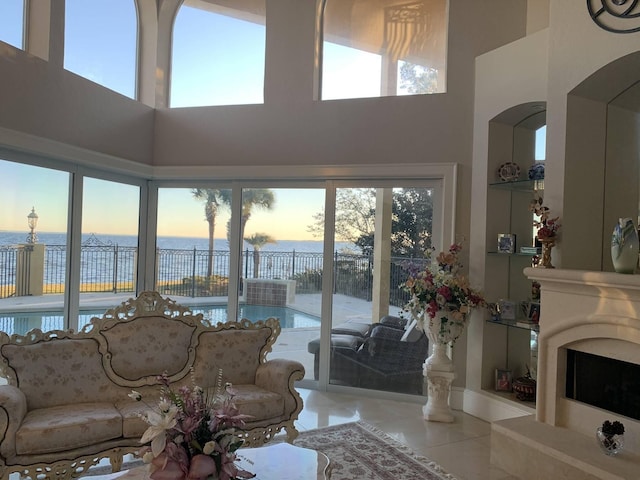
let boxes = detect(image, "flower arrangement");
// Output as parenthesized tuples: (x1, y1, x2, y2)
(130, 371, 255, 480)
(601, 420, 625, 437)
(401, 242, 486, 345)
(529, 192, 560, 240)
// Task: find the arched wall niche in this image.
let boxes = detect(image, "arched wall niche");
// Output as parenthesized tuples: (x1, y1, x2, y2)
(486, 102, 546, 307)
(481, 102, 546, 390)
(563, 51, 640, 271)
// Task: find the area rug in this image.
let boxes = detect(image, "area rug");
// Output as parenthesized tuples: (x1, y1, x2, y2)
(293, 421, 458, 480)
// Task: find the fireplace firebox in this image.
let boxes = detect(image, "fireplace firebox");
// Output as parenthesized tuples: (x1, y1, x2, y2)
(566, 349, 640, 421)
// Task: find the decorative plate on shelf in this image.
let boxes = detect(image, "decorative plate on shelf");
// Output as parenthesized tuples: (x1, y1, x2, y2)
(497, 162, 521, 182)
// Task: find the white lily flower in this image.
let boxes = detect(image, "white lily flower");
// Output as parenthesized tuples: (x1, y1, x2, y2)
(140, 409, 178, 457)
(158, 399, 172, 413)
(128, 391, 142, 401)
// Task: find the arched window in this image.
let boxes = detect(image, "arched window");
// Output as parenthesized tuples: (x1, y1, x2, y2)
(0, 0, 25, 49)
(535, 125, 546, 161)
(322, 0, 448, 100)
(64, 0, 138, 99)
(171, 0, 266, 107)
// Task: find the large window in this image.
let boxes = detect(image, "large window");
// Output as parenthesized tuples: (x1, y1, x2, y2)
(155, 187, 233, 307)
(77, 177, 140, 329)
(322, 0, 448, 100)
(171, 0, 266, 107)
(0, 0, 24, 49)
(0, 159, 70, 334)
(326, 185, 436, 394)
(0, 155, 453, 398)
(64, 0, 138, 98)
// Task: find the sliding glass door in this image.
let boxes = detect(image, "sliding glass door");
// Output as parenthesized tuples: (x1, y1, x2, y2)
(0, 159, 70, 334)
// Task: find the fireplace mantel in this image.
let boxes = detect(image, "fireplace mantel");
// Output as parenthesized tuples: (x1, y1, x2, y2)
(523, 268, 640, 433)
(490, 268, 640, 480)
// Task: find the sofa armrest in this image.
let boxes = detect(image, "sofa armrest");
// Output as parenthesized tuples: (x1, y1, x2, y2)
(0, 385, 27, 461)
(255, 359, 304, 417)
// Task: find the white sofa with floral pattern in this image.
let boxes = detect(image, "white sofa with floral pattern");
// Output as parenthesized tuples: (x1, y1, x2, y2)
(0, 291, 305, 480)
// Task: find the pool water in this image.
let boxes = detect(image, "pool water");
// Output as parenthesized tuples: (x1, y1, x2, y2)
(0, 304, 320, 335)
(191, 304, 320, 329)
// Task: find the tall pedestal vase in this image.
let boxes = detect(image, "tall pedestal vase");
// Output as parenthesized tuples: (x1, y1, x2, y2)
(611, 217, 639, 274)
(421, 310, 465, 423)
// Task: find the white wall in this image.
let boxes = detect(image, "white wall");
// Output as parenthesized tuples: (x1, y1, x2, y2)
(544, 0, 640, 268)
(0, 44, 155, 165)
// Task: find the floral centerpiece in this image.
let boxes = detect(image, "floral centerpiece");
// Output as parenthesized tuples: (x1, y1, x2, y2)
(130, 371, 255, 480)
(401, 242, 486, 346)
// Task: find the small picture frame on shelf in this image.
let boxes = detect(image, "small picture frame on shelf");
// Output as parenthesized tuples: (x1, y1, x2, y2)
(495, 369, 512, 392)
(498, 299, 516, 320)
(526, 302, 540, 324)
(497, 233, 516, 253)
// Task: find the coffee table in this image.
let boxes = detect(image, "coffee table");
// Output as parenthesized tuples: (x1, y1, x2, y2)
(238, 442, 331, 479)
(95, 443, 330, 480)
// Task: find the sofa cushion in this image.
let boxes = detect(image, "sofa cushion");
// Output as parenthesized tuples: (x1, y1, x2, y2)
(231, 385, 284, 420)
(330, 322, 372, 337)
(15, 403, 122, 455)
(193, 329, 274, 386)
(1, 338, 119, 410)
(116, 400, 149, 438)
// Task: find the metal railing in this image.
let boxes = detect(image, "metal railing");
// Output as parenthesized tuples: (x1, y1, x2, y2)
(0, 243, 422, 308)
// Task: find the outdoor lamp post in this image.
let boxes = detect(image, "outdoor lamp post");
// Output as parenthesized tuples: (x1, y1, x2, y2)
(27, 207, 38, 243)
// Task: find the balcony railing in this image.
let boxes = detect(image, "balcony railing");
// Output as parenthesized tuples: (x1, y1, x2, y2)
(0, 243, 420, 308)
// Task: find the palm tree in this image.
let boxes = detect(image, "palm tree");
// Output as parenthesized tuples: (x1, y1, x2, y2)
(191, 188, 231, 277)
(244, 233, 276, 277)
(240, 189, 275, 242)
(227, 189, 277, 248)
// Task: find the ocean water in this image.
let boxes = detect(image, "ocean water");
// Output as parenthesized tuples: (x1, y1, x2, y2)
(0, 231, 356, 287)
(0, 231, 351, 253)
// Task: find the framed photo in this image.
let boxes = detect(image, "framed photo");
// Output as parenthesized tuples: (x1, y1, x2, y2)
(497, 233, 516, 253)
(498, 299, 516, 320)
(527, 302, 540, 324)
(495, 369, 512, 392)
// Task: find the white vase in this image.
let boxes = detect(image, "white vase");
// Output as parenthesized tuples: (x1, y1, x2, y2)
(611, 217, 639, 274)
(421, 310, 466, 423)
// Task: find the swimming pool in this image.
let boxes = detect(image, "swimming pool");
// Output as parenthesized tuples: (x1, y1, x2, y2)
(190, 304, 320, 329)
(0, 304, 320, 335)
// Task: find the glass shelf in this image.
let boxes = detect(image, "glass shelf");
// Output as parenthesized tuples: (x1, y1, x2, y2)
(487, 317, 540, 332)
(488, 179, 544, 191)
(487, 251, 539, 257)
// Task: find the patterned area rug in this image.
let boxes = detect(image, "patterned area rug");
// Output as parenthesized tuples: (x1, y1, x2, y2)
(294, 421, 458, 480)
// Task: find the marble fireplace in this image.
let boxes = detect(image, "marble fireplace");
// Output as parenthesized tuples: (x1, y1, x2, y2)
(491, 268, 640, 480)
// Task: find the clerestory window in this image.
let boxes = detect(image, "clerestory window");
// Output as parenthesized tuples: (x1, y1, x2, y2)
(322, 0, 448, 100)
(171, 0, 266, 107)
(64, 0, 138, 99)
(0, 0, 24, 49)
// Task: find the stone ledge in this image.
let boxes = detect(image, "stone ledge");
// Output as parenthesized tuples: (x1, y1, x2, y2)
(491, 415, 638, 480)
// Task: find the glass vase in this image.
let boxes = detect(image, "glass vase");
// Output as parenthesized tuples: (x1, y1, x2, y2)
(596, 427, 624, 456)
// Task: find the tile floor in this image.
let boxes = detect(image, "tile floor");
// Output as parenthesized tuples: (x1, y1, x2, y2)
(294, 388, 520, 480)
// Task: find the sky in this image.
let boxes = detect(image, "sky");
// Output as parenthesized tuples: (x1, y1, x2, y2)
(0, 1, 545, 238)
